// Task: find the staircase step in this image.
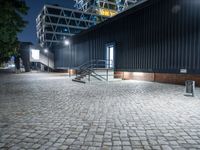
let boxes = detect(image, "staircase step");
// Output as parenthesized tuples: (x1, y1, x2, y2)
(72, 79, 86, 84)
(75, 76, 85, 80)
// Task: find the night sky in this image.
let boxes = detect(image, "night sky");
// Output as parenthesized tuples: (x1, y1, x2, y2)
(17, 0, 74, 45)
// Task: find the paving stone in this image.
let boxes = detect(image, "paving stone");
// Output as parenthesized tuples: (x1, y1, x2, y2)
(31, 143, 41, 149)
(56, 138, 65, 143)
(162, 145, 173, 150)
(1, 73, 200, 149)
(88, 146, 97, 150)
(122, 146, 132, 150)
(58, 145, 69, 150)
(111, 146, 122, 150)
(113, 141, 121, 146)
(64, 138, 75, 145)
(0, 143, 5, 148)
(103, 142, 112, 146)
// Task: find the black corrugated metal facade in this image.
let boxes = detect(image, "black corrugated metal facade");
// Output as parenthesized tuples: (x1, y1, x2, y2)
(54, 0, 200, 74)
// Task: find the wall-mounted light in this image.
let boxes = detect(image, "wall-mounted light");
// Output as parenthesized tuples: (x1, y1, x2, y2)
(123, 72, 145, 80)
(123, 72, 133, 80)
(64, 39, 70, 46)
(44, 48, 48, 53)
(133, 72, 144, 76)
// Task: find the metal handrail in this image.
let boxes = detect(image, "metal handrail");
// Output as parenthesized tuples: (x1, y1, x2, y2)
(77, 61, 113, 75)
(73, 59, 114, 83)
(77, 59, 113, 70)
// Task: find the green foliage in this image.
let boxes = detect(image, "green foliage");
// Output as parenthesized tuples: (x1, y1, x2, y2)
(0, 0, 29, 64)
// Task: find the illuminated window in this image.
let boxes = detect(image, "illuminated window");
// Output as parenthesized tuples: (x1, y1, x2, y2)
(31, 49, 40, 60)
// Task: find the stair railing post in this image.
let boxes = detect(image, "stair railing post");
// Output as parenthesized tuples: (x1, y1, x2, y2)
(88, 74, 90, 82)
(68, 67, 70, 77)
(106, 68, 108, 81)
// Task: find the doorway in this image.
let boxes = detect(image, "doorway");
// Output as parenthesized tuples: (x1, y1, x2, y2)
(106, 44, 114, 68)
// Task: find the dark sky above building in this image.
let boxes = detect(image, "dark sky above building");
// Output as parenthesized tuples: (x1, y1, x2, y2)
(17, 0, 74, 45)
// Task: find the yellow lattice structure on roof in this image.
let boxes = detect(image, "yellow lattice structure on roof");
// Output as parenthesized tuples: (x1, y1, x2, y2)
(74, 0, 139, 17)
(98, 8, 117, 17)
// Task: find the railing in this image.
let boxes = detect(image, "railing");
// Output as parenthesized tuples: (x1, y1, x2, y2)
(76, 59, 113, 75)
(72, 59, 114, 83)
(78, 59, 113, 69)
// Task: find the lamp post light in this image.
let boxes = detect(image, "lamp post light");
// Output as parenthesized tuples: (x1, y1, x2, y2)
(64, 39, 71, 77)
(64, 39, 70, 46)
(44, 48, 49, 72)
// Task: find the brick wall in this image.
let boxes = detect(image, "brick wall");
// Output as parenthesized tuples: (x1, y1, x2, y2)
(155, 73, 200, 86)
(114, 71, 200, 86)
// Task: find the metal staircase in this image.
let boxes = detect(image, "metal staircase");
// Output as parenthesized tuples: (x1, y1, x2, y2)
(72, 59, 113, 83)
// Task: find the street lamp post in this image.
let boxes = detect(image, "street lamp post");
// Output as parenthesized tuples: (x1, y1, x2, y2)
(44, 48, 49, 72)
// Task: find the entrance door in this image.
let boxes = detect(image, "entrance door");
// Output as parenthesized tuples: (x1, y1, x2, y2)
(106, 44, 114, 68)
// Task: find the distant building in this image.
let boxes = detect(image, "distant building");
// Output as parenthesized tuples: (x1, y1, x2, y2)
(36, 4, 108, 47)
(16, 42, 54, 72)
(36, 1, 142, 47)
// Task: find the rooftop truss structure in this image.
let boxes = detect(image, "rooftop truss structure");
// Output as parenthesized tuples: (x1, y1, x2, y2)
(36, 4, 108, 47)
(74, 0, 138, 17)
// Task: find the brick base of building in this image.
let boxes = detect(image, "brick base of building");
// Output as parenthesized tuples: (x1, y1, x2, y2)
(54, 69, 77, 75)
(114, 71, 200, 86)
(68, 69, 76, 75)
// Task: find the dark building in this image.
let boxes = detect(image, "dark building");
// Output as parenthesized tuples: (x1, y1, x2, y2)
(53, 0, 200, 85)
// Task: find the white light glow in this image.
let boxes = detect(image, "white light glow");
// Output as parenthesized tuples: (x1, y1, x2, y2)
(31, 49, 40, 60)
(133, 72, 144, 76)
(64, 40, 70, 45)
(44, 49, 48, 53)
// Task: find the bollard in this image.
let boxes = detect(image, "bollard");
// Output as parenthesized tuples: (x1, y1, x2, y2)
(185, 80, 195, 97)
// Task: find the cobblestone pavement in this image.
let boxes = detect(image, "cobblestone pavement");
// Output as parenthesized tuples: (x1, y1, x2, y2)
(0, 73, 200, 150)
